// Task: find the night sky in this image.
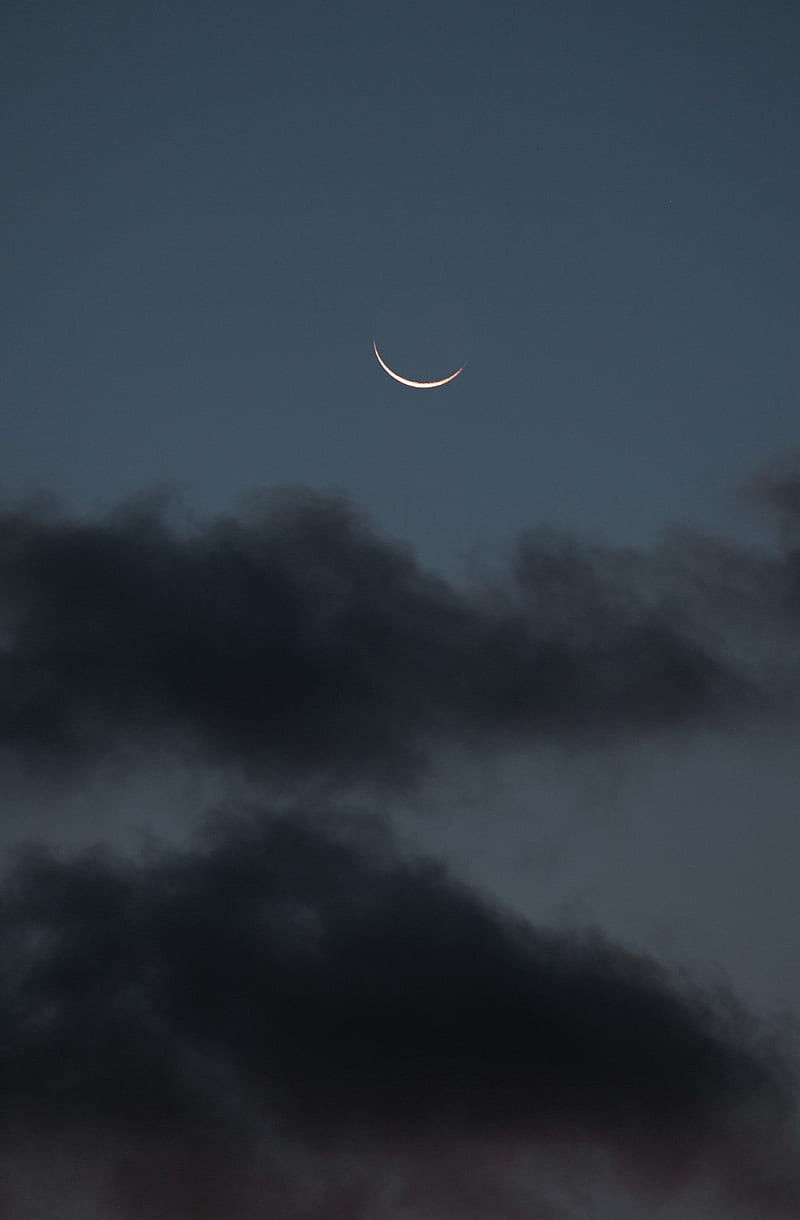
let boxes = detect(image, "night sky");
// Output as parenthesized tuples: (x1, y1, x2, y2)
(2, 2, 800, 1217)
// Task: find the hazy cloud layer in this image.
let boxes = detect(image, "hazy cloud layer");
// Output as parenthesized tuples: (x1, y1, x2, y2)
(1, 810, 797, 1218)
(2, 468, 800, 789)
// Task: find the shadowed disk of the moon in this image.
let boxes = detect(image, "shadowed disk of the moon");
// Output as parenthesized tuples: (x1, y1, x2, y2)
(372, 340, 465, 389)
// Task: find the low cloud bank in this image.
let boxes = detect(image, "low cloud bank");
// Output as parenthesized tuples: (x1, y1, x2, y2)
(2, 465, 800, 787)
(0, 811, 797, 1217)
(3, 461, 800, 1216)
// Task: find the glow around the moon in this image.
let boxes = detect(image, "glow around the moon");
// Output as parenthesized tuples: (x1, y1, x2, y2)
(372, 340, 464, 389)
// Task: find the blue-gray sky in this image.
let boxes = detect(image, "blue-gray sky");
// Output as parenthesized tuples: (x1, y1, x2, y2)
(2, 2, 800, 1218)
(4, 0, 799, 560)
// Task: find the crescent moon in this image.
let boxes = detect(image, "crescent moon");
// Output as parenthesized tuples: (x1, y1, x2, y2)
(373, 340, 464, 389)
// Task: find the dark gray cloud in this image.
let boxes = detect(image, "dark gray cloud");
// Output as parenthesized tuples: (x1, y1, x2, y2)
(3, 466, 800, 1217)
(0, 810, 797, 1218)
(2, 468, 800, 790)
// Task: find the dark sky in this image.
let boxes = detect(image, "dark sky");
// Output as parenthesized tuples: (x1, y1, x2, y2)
(2, 2, 800, 1217)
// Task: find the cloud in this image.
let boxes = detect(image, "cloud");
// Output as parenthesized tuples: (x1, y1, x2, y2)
(3, 463, 800, 1217)
(2, 468, 800, 790)
(0, 809, 797, 1218)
